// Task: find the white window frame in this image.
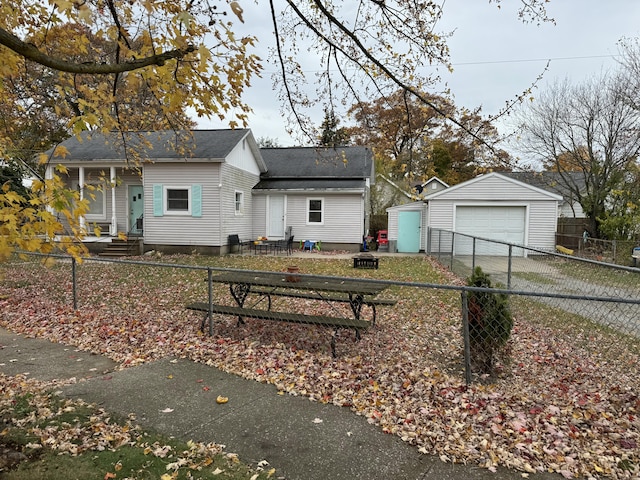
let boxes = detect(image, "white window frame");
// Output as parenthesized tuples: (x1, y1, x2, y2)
(307, 197, 324, 225)
(164, 186, 191, 215)
(234, 190, 244, 216)
(73, 181, 106, 220)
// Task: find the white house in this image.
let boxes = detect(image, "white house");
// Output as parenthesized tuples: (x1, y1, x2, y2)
(46, 130, 374, 255)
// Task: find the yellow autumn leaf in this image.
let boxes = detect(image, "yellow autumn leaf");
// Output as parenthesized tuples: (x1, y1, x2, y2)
(41, 257, 57, 268)
(53, 145, 69, 158)
(216, 395, 229, 404)
(230, 1, 244, 22)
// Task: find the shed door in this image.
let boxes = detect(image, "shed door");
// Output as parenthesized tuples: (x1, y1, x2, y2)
(397, 211, 421, 253)
(454, 206, 525, 256)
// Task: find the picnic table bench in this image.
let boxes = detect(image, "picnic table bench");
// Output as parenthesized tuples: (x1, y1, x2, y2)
(185, 302, 370, 356)
(247, 288, 396, 325)
(185, 271, 392, 356)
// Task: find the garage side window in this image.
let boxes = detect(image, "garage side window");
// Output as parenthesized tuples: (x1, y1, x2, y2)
(307, 198, 323, 224)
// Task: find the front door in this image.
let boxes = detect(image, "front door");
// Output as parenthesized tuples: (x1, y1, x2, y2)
(129, 185, 144, 235)
(397, 211, 421, 253)
(268, 195, 285, 238)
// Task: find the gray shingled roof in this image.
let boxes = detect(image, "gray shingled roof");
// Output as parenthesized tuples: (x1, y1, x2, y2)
(48, 129, 252, 162)
(259, 146, 373, 178)
(254, 146, 373, 191)
(503, 171, 587, 201)
(254, 179, 366, 190)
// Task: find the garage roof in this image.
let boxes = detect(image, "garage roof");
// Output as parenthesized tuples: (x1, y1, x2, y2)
(424, 172, 563, 201)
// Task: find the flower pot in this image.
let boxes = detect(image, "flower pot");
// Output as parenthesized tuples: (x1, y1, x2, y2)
(286, 265, 300, 282)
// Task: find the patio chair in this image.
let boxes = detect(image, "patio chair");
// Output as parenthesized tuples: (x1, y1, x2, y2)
(228, 234, 248, 254)
(274, 235, 294, 255)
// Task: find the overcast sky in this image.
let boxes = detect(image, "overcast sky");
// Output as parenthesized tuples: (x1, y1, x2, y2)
(198, 1, 640, 147)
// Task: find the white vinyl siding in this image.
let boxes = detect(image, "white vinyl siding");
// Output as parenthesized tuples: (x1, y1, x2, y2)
(144, 163, 259, 247)
(144, 163, 220, 245)
(526, 200, 559, 250)
(220, 163, 258, 243)
(253, 192, 364, 244)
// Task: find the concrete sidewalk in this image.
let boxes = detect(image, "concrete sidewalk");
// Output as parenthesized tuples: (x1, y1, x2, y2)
(0, 328, 564, 480)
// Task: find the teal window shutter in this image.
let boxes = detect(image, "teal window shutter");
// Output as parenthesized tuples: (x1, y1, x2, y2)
(192, 184, 202, 217)
(153, 184, 164, 216)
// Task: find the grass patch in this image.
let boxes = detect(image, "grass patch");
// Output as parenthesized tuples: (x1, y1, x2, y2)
(511, 296, 640, 357)
(548, 257, 640, 290)
(0, 387, 273, 479)
(511, 271, 558, 285)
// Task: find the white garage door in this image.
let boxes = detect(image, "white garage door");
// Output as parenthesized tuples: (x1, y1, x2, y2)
(454, 206, 525, 256)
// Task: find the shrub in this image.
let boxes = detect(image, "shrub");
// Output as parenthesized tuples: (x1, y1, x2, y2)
(466, 266, 513, 375)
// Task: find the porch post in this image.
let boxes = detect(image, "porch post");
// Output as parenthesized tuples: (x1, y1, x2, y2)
(110, 167, 117, 236)
(44, 165, 54, 214)
(78, 167, 86, 231)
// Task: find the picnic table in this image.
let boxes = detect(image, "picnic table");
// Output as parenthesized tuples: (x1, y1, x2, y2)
(186, 271, 395, 356)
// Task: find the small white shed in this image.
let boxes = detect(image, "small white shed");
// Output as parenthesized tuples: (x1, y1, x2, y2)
(387, 172, 563, 255)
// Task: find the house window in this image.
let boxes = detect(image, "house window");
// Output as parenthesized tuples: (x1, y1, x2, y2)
(165, 186, 191, 214)
(85, 186, 105, 218)
(235, 191, 244, 215)
(307, 198, 323, 224)
(74, 182, 106, 220)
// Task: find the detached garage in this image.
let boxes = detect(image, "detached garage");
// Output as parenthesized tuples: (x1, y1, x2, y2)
(387, 173, 562, 256)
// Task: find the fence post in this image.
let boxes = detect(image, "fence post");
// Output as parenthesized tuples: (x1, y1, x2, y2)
(438, 230, 442, 260)
(472, 237, 476, 273)
(207, 267, 213, 336)
(450, 232, 455, 270)
(71, 256, 78, 310)
(507, 245, 512, 290)
(461, 290, 472, 385)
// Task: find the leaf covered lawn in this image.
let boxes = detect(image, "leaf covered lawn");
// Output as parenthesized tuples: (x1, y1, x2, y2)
(0, 254, 638, 479)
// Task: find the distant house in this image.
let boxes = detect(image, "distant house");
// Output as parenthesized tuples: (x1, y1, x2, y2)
(502, 171, 586, 218)
(414, 177, 450, 196)
(46, 130, 374, 254)
(386, 172, 563, 255)
(375, 174, 449, 209)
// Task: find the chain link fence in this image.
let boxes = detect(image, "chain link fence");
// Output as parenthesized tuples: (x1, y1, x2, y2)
(2, 249, 639, 477)
(426, 226, 640, 378)
(2, 249, 638, 382)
